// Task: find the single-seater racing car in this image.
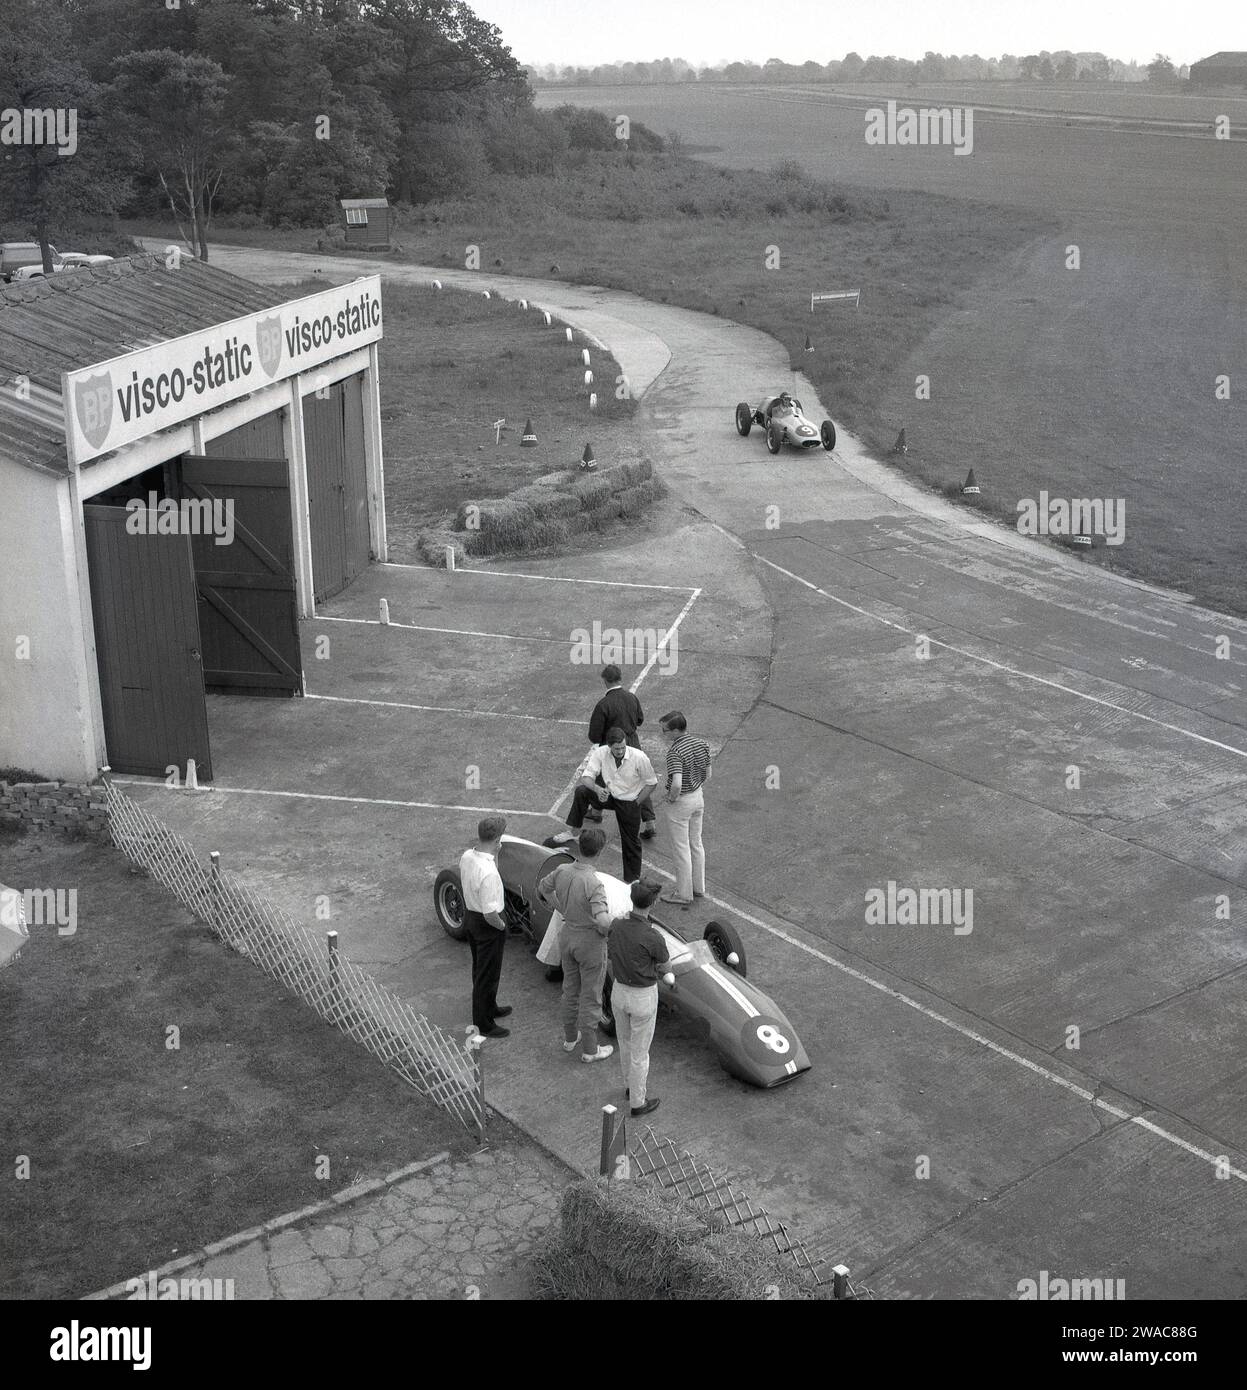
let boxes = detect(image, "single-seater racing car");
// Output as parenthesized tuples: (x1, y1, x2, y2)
(736, 391, 836, 455)
(433, 833, 810, 1088)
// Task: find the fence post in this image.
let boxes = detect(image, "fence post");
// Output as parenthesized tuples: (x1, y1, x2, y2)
(832, 1264, 850, 1300)
(599, 1104, 628, 1179)
(327, 930, 341, 1019)
(209, 851, 221, 929)
(465, 1027, 486, 1148)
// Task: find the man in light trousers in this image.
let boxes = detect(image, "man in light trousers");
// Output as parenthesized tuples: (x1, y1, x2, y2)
(658, 711, 711, 906)
(606, 879, 670, 1118)
(537, 827, 616, 1063)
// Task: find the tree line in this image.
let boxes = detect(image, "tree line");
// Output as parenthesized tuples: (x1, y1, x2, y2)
(0, 0, 580, 259)
(530, 52, 1187, 87)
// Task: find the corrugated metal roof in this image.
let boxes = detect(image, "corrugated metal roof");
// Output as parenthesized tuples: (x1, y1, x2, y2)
(1192, 52, 1247, 67)
(0, 253, 295, 479)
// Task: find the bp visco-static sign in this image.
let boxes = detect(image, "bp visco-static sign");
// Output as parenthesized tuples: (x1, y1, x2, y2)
(62, 276, 384, 466)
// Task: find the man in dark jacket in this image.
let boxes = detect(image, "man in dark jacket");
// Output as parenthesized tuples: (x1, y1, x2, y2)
(587, 665, 656, 838)
(607, 878, 670, 1117)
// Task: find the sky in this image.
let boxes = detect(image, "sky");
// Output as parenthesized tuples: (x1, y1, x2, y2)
(468, 0, 1242, 70)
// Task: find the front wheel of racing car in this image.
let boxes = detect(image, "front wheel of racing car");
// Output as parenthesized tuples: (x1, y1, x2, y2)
(433, 868, 468, 942)
(766, 422, 783, 455)
(704, 919, 747, 976)
(735, 401, 753, 436)
(820, 419, 836, 451)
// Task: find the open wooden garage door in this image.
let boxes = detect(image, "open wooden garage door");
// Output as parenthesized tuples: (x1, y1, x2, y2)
(303, 375, 370, 603)
(83, 504, 213, 781)
(180, 456, 303, 697)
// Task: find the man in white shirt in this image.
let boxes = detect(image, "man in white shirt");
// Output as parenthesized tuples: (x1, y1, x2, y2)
(565, 726, 658, 882)
(459, 815, 512, 1039)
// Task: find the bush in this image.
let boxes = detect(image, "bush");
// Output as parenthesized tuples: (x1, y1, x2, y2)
(529, 1179, 828, 1300)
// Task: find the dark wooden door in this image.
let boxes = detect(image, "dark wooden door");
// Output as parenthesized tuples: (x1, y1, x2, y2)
(83, 504, 213, 780)
(179, 455, 303, 696)
(303, 376, 370, 603)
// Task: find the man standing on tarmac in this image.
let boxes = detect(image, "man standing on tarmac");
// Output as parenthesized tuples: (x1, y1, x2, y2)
(586, 665, 656, 839)
(459, 815, 513, 1039)
(538, 827, 616, 1063)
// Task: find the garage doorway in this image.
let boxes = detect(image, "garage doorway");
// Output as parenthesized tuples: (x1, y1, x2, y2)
(83, 504, 214, 781)
(303, 374, 370, 603)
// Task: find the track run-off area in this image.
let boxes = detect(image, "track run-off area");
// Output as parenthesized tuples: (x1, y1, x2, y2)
(128, 242, 1247, 1298)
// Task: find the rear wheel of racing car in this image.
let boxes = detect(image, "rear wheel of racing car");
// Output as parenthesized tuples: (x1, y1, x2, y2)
(599, 975, 617, 1038)
(735, 401, 753, 437)
(820, 419, 836, 451)
(704, 920, 747, 976)
(433, 868, 468, 942)
(766, 422, 783, 455)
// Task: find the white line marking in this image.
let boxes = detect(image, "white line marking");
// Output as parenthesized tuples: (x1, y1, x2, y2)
(753, 553, 1247, 763)
(112, 780, 551, 818)
(629, 586, 702, 692)
(304, 692, 581, 725)
(380, 561, 696, 594)
(314, 614, 554, 644)
(544, 587, 704, 818)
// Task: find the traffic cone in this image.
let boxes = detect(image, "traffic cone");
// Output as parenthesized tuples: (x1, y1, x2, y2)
(580, 442, 596, 471)
(804, 334, 814, 353)
(962, 469, 980, 495)
(520, 418, 537, 447)
(892, 429, 908, 455)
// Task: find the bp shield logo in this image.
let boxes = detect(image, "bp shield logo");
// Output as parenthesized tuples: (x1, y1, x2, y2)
(255, 316, 283, 379)
(73, 372, 113, 453)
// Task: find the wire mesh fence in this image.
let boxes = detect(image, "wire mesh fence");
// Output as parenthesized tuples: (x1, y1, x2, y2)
(627, 1124, 850, 1293)
(103, 775, 484, 1138)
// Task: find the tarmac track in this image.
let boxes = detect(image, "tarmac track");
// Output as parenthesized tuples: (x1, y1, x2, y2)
(140, 241, 1247, 1298)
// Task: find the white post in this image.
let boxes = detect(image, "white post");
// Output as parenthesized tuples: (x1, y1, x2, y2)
(445, 546, 456, 572)
(379, 598, 390, 624)
(283, 379, 316, 618)
(363, 343, 388, 563)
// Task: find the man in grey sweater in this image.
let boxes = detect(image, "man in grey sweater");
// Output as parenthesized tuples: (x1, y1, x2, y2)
(538, 827, 616, 1063)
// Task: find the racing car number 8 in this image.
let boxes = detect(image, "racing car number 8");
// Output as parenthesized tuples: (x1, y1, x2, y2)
(756, 1023, 790, 1054)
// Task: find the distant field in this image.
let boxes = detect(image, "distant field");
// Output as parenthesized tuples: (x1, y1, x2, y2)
(531, 84, 1247, 614)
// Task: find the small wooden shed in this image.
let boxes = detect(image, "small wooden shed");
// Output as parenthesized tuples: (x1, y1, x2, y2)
(339, 198, 394, 250)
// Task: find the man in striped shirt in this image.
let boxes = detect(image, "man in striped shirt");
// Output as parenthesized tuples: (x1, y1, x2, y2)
(658, 711, 711, 905)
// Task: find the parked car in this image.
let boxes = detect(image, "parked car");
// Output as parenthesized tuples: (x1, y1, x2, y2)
(0, 242, 61, 282)
(433, 832, 812, 1088)
(59, 253, 115, 268)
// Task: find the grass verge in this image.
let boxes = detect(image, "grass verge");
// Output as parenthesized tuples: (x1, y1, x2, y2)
(0, 827, 474, 1299)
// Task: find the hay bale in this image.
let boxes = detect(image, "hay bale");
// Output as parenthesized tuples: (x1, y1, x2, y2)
(414, 529, 467, 568)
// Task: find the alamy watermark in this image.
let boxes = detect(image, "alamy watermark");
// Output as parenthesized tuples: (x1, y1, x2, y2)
(865, 99, 973, 156)
(864, 881, 973, 935)
(1016, 493, 1125, 545)
(1018, 1269, 1125, 1300)
(0, 107, 77, 157)
(126, 1270, 235, 1300)
(570, 621, 677, 675)
(125, 493, 235, 546)
(1, 886, 77, 936)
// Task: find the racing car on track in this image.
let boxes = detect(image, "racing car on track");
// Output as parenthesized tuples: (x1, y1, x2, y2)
(433, 833, 811, 1088)
(735, 391, 836, 455)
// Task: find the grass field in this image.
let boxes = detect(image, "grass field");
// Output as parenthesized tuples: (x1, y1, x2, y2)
(272, 274, 658, 563)
(520, 85, 1247, 613)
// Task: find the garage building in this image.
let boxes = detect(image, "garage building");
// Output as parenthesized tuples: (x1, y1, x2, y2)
(0, 254, 387, 785)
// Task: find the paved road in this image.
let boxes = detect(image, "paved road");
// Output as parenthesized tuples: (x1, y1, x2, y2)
(137, 242, 1247, 1299)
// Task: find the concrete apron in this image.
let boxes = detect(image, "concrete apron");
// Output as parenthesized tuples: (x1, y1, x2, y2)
(129, 244, 1247, 1299)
